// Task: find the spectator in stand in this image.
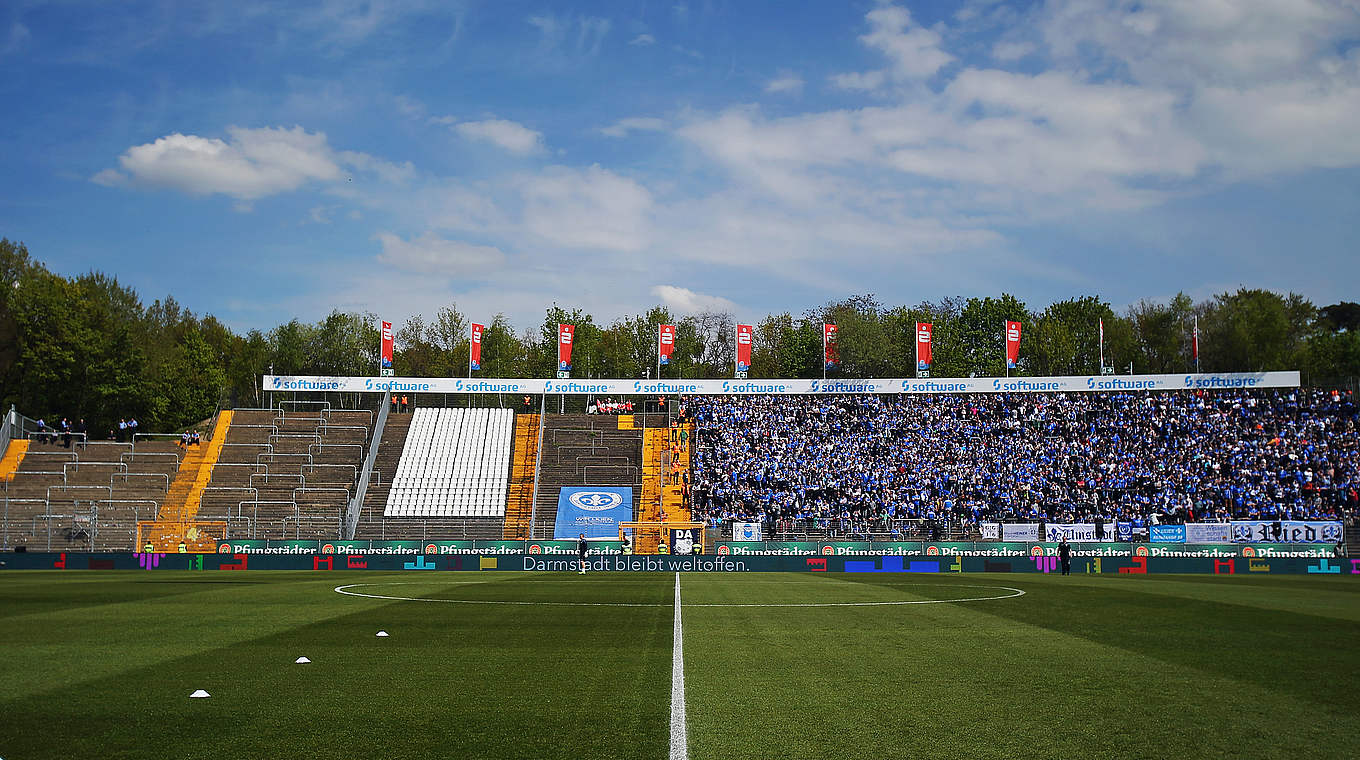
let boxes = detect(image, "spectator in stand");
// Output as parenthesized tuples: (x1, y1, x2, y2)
(118, 419, 127, 443)
(686, 389, 1359, 536)
(180, 431, 191, 448)
(191, 430, 201, 446)
(75, 419, 86, 449)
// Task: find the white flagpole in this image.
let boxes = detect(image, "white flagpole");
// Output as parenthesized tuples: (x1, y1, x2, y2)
(1099, 318, 1105, 374)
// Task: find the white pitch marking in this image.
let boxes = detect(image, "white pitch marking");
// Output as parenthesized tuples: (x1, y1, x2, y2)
(332, 583, 1026, 607)
(669, 572, 688, 760)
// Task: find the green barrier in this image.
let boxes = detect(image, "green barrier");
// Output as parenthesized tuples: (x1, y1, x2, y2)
(2, 552, 1355, 574)
(714, 541, 1341, 558)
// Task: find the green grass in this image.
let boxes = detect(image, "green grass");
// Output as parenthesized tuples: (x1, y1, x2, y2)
(1, 571, 1357, 759)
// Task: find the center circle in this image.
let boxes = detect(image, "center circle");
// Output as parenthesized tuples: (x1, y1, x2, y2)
(333, 581, 1026, 607)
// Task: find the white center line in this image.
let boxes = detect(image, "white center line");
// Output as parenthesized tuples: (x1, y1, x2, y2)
(669, 572, 688, 760)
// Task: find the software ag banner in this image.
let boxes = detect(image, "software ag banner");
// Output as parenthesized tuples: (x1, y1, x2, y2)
(554, 487, 634, 539)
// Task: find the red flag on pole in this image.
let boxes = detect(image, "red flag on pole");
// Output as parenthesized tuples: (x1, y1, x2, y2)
(658, 324, 676, 366)
(735, 324, 753, 374)
(1192, 317, 1199, 360)
(557, 324, 574, 376)
(823, 324, 839, 370)
(1005, 321, 1022, 370)
(916, 322, 932, 374)
(380, 320, 394, 375)
(469, 323, 484, 371)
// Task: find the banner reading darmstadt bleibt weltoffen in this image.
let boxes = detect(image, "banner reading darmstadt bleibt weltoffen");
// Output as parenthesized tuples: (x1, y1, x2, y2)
(264, 371, 1301, 395)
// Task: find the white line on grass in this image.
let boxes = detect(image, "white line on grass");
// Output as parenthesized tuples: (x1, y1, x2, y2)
(332, 582, 1026, 607)
(670, 572, 688, 760)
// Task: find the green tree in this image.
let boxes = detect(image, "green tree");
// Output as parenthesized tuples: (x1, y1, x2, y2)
(954, 294, 1028, 376)
(1199, 289, 1314, 371)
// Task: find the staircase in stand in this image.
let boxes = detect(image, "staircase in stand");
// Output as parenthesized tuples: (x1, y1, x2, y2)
(0, 439, 29, 482)
(140, 412, 232, 551)
(636, 420, 693, 553)
(502, 414, 540, 539)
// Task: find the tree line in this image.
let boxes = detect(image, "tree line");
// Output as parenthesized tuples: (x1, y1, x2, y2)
(2, 238, 1356, 434)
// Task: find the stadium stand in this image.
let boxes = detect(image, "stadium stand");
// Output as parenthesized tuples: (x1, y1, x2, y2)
(384, 408, 513, 518)
(529, 414, 644, 540)
(196, 406, 374, 540)
(1, 436, 182, 551)
(687, 389, 1359, 539)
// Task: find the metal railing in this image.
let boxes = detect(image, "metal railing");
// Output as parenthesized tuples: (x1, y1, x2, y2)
(110, 472, 170, 491)
(343, 393, 389, 540)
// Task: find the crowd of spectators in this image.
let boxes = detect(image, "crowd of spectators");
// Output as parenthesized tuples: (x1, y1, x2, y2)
(686, 389, 1359, 535)
(588, 398, 634, 415)
(31, 417, 87, 448)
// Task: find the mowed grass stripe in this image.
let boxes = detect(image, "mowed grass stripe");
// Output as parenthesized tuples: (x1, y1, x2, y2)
(1, 571, 675, 760)
(0, 572, 417, 703)
(0, 572, 272, 621)
(954, 573, 1360, 622)
(898, 574, 1360, 714)
(681, 573, 1360, 760)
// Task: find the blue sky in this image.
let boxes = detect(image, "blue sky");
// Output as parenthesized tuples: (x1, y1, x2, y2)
(3, 0, 1358, 333)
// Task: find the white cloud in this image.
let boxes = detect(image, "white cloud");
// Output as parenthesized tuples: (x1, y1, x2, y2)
(528, 13, 611, 57)
(991, 40, 1035, 61)
(376, 232, 507, 276)
(764, 73, 805, 94)
(454, 119, 544, 154)
(599, 117, 668, 138)
(650, 285, 738, 314)
(94, 126, 342, 200)
(93, 125, 414, 201)
(520, 165, 653, 252)
(830, 70, 886, 91)
(629, 33, 655, 46)
(338, 151, 416, 184)
(861, 6, 953, 79)
(833, 4, 953, 90)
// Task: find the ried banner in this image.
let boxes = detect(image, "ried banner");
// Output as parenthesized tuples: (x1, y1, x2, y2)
(1231, 520, 1343, 544)
(554, 487, 634, 539)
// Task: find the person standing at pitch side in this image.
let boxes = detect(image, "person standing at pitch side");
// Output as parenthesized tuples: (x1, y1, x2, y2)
(577, 533, 589, 575)
(1058, 536, 1072, 576)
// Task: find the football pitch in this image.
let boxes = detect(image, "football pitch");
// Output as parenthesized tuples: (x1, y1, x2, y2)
(1, 571, 1357, 759)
